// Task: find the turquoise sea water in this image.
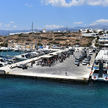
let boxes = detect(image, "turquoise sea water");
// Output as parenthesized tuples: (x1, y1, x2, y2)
(0, 78, 108, 108)
(0, 51, 108, 108)
(0, 51, 24, 57)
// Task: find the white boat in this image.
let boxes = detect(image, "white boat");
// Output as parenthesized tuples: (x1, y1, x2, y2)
(91, 61, 108, 81)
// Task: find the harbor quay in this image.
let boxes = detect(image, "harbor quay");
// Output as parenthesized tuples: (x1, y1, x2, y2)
(0, 48, 94, 83)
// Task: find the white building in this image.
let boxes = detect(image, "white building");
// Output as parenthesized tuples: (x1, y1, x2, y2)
(99, 35, 108, 46)
(80, 28, 94, 33)
(42, 29, 47, 33)
(95, 29, 103, 33)
(82, 33, 97, 37)
(9, 32, 32, 36)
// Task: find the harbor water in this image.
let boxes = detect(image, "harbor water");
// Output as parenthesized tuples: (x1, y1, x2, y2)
(0, 78, 108, 108)
(0, 51, 108, 108)
(0, 50, 24, 57)
(0, 51, 24, 57)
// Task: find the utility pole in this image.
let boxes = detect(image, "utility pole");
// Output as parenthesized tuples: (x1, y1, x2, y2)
(32, 22, 34, 33)
(32, 22, 38, 51)
(31, 22, 34, 51)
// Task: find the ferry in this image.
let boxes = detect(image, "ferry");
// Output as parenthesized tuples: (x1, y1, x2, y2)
(91, 49, 108, 81)
(91, 61, 108, 81)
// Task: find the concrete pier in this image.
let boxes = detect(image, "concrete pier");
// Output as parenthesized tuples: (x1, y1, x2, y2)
(0, 49, 93, 82)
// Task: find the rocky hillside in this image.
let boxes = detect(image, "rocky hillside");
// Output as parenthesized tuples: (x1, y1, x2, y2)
(0, 32, 94, 47)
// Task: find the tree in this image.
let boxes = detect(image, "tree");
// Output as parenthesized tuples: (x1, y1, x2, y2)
(86, 29, 91, 33)
(0, 42, 8, 47)
(98, 31, 103, 35)
(106, 31, 108, 34)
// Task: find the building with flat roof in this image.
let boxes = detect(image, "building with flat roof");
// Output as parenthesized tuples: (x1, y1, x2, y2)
(82, 33, 97, 37)
(99, 35, 108, 47)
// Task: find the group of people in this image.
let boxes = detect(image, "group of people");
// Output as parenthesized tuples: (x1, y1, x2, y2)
(37, 50, 73, 67)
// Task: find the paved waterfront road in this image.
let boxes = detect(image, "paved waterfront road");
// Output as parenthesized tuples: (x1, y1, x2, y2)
(9, 54, 90, 79)
(29, 56, 89, 76)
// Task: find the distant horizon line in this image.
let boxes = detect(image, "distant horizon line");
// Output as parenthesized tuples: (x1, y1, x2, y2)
(0, 25, 108, 31)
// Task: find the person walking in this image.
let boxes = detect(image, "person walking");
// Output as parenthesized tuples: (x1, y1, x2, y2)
(65, 72, 68, 76)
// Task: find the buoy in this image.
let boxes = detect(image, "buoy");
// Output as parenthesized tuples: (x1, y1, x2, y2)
(94, 76, 96, 79)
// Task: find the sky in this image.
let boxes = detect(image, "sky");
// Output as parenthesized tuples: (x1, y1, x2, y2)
(0, 0, 108, 30)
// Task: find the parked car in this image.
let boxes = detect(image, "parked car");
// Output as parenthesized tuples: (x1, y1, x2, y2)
(75, 61, 80, 66)
(82, 59, 90, 65)
(74, 59, 80, 66)
(89, 50, 93, 55)
(87, 56, 91, 61)
(82, 60, 87, 65)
